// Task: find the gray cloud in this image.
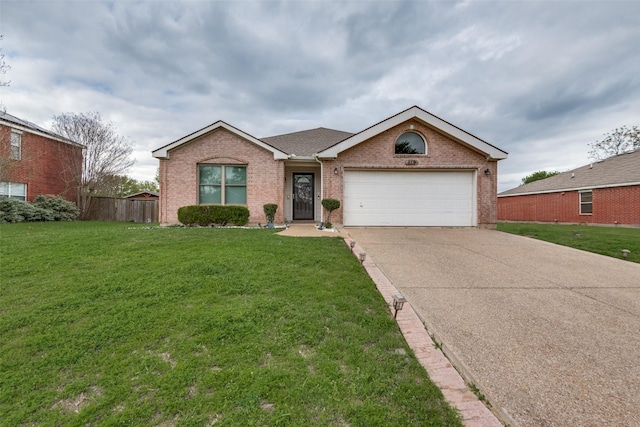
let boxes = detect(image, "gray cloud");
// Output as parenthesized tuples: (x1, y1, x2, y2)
(2, 0, 639, 191)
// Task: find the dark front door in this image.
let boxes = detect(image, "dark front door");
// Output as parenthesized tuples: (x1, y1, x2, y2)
(293, 173, 314, 220)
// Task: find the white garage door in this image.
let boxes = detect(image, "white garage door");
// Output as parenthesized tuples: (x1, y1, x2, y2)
(343, 170, 475, 226)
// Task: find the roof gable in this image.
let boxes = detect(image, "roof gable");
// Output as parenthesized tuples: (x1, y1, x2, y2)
(317, 106, 508, 160)
(499, 149, 640, 196)
(152, 120, 288, 160)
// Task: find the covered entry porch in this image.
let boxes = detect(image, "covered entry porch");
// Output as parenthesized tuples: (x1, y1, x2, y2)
(283, 162, 322, 223)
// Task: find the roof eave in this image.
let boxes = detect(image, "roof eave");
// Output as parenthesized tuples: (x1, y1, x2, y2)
(152, 121, 289, 160)
(498, 181, 640, 197)
(317, 106, 508, 160)
(1, 118, 84, 148)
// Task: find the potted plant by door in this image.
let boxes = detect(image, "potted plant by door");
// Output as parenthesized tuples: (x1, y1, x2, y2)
(263, 204, 278, 228)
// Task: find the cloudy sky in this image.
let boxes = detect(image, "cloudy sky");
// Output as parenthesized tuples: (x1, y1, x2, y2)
(2, 0, 639, 191)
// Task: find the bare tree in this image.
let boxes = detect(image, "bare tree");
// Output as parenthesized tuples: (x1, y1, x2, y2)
(588, 125, 640, 160)
(0, 153, 16, 182)
(0, 35, 11, 113)
(52, 112, 134, 217)
(0, 35, 10, 88)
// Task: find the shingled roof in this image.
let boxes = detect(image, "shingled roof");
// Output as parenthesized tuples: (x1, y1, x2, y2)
(260, 127, 354, 157)
(0, 111, 81, 146)
(499, 149, 640, 197)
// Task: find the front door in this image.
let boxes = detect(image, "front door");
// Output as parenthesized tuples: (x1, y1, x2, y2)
(293, 173, 314, 220)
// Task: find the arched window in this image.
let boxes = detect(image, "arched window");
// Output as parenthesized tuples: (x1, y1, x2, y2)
(395, 132, 426, 154)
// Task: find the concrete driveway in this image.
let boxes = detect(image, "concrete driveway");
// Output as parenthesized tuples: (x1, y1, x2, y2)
(344, 227, 640, 427)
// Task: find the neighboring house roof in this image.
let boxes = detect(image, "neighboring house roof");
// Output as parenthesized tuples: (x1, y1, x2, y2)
(125, 191, 159, 198)
(318, 105, 508, 160)
(261, 127, 354, 157)
(152, 120, 289, 160)
(0, 111, 83, 147)
(499, 149, 640, 197)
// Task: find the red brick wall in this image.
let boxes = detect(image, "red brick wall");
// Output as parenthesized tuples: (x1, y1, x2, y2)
(0, 124, 82, 202)
(324, 119, 499, 226)
(159, 128, 284, 224)
(498, 185, 640, 226)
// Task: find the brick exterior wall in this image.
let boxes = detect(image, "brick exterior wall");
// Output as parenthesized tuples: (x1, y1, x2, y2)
(0, 124, 82, 202)
(160, 118, 501, 227)
(323, 119, 499, 226)
(498, 185, 640, 226)
(159, 128, 284, 224)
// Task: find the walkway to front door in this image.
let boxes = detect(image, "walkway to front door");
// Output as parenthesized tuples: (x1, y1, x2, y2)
(292, 173, 314, 220)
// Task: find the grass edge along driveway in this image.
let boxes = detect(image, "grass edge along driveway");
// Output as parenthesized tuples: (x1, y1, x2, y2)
(0, 222, 462, 427)
(497, 222, 640, 263)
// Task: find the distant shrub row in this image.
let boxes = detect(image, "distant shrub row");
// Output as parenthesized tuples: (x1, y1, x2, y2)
(0, 195, 80, 223)
(177, 205, 249, 226)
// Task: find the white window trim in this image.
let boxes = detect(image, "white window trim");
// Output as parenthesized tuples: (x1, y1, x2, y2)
(579, 190, 593, 215)
(198, 164, 247, 205)
(394, 131, 427, 155)
(10, 131, 22, 160)
(0, 181, 27, 201)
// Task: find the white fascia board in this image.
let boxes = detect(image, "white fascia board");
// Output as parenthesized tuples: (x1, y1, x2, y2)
(317, 106, 508, 160)
(1, 119, 83, 148)
(152, 121, 289, 160)
(498, 181, 640, 197)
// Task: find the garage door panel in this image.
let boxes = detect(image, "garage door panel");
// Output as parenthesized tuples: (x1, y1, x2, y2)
(344, 171, 474, 226)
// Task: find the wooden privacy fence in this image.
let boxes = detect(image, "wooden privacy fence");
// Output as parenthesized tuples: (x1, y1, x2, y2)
(85, 197, 159, 223)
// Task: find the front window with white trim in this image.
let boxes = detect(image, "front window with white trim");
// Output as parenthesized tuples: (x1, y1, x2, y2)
(579, 190, 592, 214)
(198, 164, 247, 205)
(0, 182, 27, 201)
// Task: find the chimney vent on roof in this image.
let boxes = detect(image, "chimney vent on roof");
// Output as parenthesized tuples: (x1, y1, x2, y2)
(590, 164, 593, 169)
(571, 173, 575, 178)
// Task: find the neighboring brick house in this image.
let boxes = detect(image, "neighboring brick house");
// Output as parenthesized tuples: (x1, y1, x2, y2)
(498, 149, 640, 226)
(0, 111, 83, 203)
(152, 106, 508, 227)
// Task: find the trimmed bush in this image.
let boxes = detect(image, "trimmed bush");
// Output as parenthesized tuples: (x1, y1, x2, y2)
(177, 205, 250, 227)
(321, 198, 340, 225)
(0, 195, 79, 223)
(263, 203, 278, 223)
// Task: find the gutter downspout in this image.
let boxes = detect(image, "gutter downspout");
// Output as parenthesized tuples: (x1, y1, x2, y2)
(314, 154, 323, 224)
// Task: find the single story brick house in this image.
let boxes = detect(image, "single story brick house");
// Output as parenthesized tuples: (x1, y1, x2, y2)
(0, 111, 83, 203)
(152, 106, 508, 227)
(498, 149, 640, 226)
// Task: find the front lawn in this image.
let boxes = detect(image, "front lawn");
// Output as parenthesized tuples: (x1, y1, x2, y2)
(498, 222, 640, 263)
(0, 222, 461, 426)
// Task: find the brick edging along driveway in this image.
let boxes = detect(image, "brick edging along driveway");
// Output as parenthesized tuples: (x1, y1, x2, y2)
(344, 227, 640, 427)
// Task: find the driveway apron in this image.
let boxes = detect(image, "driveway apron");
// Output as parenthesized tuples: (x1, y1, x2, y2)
(345, 227, 640, 427)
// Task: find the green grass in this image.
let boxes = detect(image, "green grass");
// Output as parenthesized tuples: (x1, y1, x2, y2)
(498, 222, 640, 263)
(0, 222, 462, 427)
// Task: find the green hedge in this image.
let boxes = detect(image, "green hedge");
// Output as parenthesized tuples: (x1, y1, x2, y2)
(0, 195, 79, 223)
(177, 205, 250, 226)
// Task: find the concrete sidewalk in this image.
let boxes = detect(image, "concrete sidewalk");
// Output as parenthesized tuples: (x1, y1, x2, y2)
(345, 227, 640, 427)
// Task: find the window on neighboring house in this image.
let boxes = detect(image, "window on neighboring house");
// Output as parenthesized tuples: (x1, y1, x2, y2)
(10, 131, 21, 160)
(580, 190, 592, 214)
(198, 164, 247, 205)
(0, 182, 27, 201)
(395, 131, 426, 155)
